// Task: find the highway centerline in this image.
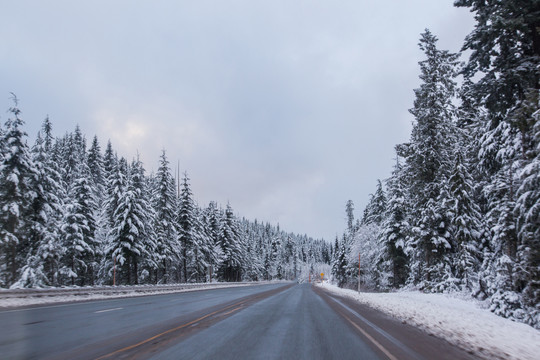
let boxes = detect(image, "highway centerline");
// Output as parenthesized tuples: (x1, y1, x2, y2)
(94, 307, 123, 314)
(94, 283, 294, 359)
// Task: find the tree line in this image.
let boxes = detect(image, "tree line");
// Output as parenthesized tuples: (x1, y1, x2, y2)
(0, 103, 331, 288)
(332, 1, 540, 329)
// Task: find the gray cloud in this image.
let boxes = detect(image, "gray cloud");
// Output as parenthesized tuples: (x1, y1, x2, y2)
(0, 1, 475, 240)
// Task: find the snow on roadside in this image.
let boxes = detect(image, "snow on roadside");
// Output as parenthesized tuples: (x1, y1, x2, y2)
(318, 282, 540, 360)
(0, 282, 279, 309)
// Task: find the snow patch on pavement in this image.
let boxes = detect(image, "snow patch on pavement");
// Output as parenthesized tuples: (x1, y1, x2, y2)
(318, 282, 540, 360)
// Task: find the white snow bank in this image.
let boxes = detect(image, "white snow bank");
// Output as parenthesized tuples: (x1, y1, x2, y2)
(0, 282, 287, 308)
(318, 283, 540, 360)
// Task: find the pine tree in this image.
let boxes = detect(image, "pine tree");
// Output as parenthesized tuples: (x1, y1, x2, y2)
(60, 127, 86, 187)
(13, 125, 66, 288)
(345, 200, 355, 235)
(514, 91, 540, 326)
(103, 140, 116, 182)
(102, 157, 127, 283)
(448, 151, 483, 291)
(381, 155, 409, 288)
(0, 97, 37, 287)
(219, 204, 244, 282)
(455, 0, 540, 124)
(331, 236, 347, 287)
(106, 157, 155, 285)
(455, 1, 540, 325)
(87, 136, 105, 203)
(35, 119, 65, 286)
(177, 172, 200, 282)
(203, 201, 224, 280)
(60, 197, 92, 286)
(362, 180, 387, 226)
(57, 160, 97, 286)
(152, 151, 179, 283)
(404, 30, 460, 290)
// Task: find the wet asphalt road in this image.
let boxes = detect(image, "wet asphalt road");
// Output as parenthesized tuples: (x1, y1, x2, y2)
(0, 283, 289, 359)
(0, 283, 478, 360)
(150, 283, 380, 360)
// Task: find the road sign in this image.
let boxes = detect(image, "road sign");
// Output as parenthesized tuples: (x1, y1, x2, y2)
(320, 273, 324, 279)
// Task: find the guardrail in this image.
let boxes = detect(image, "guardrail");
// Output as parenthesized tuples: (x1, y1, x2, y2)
(0, 283, 243, 299)
(0, 281, 289, 300)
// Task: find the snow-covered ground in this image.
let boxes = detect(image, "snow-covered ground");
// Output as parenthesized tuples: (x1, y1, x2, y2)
(0, 282, 284, 308)
(318, 282, 540, 360)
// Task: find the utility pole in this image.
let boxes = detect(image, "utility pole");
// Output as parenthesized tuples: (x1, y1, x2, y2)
(113, 256, 116, 286)
(358, 253, 361, 292)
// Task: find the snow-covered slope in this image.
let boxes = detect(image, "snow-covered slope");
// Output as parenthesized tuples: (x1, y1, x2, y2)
(318, 283, 540, 360)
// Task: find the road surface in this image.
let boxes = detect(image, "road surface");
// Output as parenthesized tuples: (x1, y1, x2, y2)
(0, 283, 478, 359)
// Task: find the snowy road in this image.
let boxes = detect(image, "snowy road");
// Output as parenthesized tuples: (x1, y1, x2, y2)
(0, 283, 478, 359)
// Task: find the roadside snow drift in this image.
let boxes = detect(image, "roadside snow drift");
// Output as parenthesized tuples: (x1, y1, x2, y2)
(0, 282, 276, 308)
(319, 283, 540, 360)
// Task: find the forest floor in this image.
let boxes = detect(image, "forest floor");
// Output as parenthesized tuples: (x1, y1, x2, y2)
(317, 282, 540, 360)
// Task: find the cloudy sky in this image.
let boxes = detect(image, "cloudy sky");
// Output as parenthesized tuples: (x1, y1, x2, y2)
(0, 1, 475, 241)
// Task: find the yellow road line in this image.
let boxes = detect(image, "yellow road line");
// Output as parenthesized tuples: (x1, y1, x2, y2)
(222, 306, 242, 316)
(340, 311, 397, 360)
(95, 300, 246, 360)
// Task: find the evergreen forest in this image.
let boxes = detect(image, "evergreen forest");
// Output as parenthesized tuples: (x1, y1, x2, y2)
(0, 108, 331, 289)
(331, 1, 540, 329)
(1, 0, 539, 331)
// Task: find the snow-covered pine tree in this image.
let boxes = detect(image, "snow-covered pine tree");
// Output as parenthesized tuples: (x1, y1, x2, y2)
(219, 203, 245, 282)
(455, 0, 540, 126)
(178, 172, 194, 282)
(448, 150, 483, 291)
(404, 29, 460, 291)
(13, 124, 66, 288)
(60, 196, 92, 286)
(102, 156, 127, 283)
(514, 90, 540, 327)
(455, 1, 540, 326)
(34, 119, 66, 286)
(106, 157, 155, 285)
(0, 97, 37, 287)
(103, 140, 116, 182)
(270, 235, 282, 279)
(59, 159, 97, 286)
(87, 136, 106, 204)
(362, 180, 386, 226)
(352, 182, 388, 288)
(202, 201, 224, 280)
(331, 236, 347, 287)
(11, 132, 50, 288)
(0, 122, 4, 163)
(350, 223, 384, 289)
(345, 200, 356, 235)
(135, 157, 158, 283)
(193, 206, 218, 282)
(152, 151, 179, 283)
(60, 126, 86, 187)
(380, 155, 409, 288)
(177, 172, 207, 282)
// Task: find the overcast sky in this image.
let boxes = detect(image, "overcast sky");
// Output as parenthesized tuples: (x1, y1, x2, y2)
(0, 1, 475, 241)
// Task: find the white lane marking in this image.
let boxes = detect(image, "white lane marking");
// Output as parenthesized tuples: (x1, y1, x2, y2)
(94, 307, 123, 314)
